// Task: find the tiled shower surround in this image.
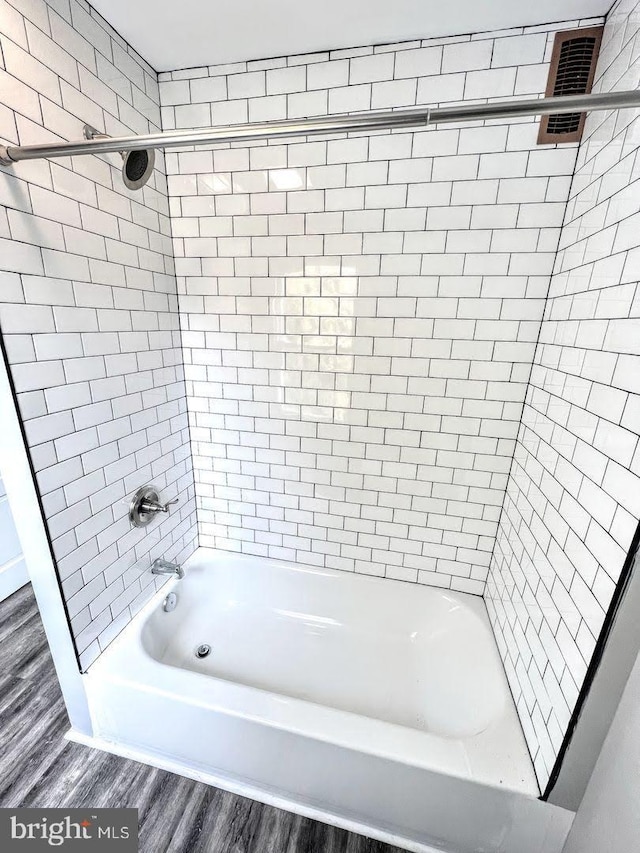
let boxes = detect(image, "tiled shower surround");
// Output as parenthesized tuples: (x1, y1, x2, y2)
(0, 0, 639, 794)
(0, 0, 197, 669)
(161, 19, 600, 594)
(487, 0, 640, 788)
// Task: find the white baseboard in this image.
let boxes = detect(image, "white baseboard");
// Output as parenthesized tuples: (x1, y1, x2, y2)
(0, 557, 29, 602)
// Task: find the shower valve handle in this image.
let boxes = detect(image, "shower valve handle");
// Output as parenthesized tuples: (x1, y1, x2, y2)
(129, 485, 179, 528)
(141, 497, 179, 514)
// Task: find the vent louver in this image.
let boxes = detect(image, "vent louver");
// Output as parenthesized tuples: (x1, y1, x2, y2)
(538, 26, 604, 144)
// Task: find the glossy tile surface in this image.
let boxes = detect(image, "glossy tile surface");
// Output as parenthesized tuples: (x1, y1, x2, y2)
(0, 0, 198, 673)
(160, 19, 595, 596)
(486, 0, 640, 790)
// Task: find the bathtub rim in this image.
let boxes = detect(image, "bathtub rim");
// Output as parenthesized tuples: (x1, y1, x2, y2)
(85, 546, 538, 796)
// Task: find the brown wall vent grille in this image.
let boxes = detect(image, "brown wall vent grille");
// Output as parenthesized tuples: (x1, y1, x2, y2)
(538, 26, 604, 144)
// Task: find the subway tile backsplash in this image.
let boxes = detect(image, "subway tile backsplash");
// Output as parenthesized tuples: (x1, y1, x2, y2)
(0, 0, 197, 670)
(161, 18, 599, 594)
(486, 0, 640, 789)
(1, 0, 639, 797)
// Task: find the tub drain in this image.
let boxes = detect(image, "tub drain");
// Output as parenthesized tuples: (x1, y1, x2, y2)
(195, 643, 211, 659)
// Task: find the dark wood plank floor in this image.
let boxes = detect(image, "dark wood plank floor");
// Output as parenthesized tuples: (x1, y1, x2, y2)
(0, 584, 402, 853)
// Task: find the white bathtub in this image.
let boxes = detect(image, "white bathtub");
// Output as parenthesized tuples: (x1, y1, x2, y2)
(82, 548, 573, 853)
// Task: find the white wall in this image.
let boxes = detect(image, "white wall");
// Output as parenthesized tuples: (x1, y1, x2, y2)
(0, 337, 91, 731)
(560, 647, 640, 852)
(548, 522, 640, 810)
(0, 0, 198, 669)
(159, 17, 601, 595)
(0, 464, 28, 600)
(487, 0, 640, 789)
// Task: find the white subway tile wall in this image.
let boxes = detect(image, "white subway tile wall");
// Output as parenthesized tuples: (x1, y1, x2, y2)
(160, 17, 601, 594)
(0, 0, 197, 669)
(486, 0, 640, 789)
(1, 0, 638, 792)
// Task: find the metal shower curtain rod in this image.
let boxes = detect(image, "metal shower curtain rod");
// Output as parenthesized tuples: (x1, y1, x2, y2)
(1, 90, 640, 165)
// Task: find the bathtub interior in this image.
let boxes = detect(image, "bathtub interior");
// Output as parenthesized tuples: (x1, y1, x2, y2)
(98, 548, 540, 796)
(141, 553, 506, 739)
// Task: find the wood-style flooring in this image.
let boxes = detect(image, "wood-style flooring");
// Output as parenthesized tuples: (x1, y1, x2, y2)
(0, 584, 402, 853)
